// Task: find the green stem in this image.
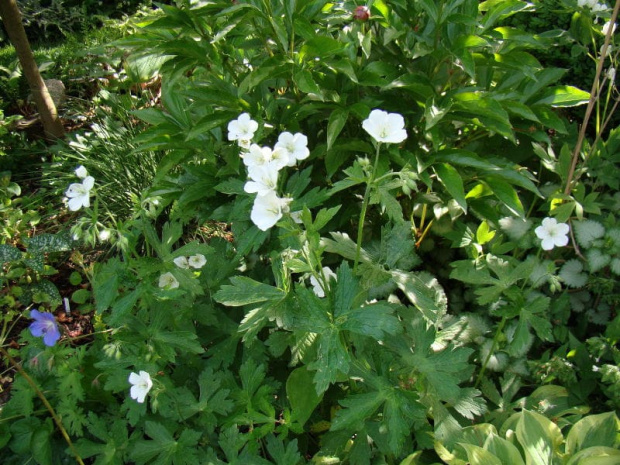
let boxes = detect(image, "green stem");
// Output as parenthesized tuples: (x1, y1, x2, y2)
(474, 316, 507, 390)
(0, 347, 85, 465)
(354, 143, 381, 273)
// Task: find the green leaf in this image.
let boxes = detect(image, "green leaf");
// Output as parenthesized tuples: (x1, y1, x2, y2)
(266, 435, 302, 465)
(0, 244, 21, 263)
(331, 392, 386, 431)
(71, 288, 91, 305)
(483, 176, 525, 217)
(476, 221, 495, 245)
(327, 108, 349, 150)
(26, 232, 73, 253)
(434, 163, 467, 212)
(287, 367, 323, 426)
(484, 434, 525, 465)
(214, 276, 286, 306)
(565, 412, 619, 455)
(294, 69, 322, 95)
(341, 302, 401, 340)
(516, 410, 563, 465)
(459, 443, 502, 465)
(309, 326, 350, 395)
(391, 270, 447, 325)
(152, 331, 204, 354)
(532, 86, 590, 107)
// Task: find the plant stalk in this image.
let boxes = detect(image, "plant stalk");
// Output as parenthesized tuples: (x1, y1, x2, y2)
(0, 347, 85, 465)
(354, 143, 381, 273)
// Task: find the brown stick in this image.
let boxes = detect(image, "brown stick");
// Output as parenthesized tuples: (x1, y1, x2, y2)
(0, 0, 65, 140)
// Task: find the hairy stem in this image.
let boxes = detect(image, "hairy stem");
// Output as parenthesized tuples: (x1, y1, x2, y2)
(0, 347, 85, 465)
(354, 143, 382, 273)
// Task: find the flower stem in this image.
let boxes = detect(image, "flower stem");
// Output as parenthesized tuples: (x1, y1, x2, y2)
(0, 347, 85, 465)
(354, 143, 381, 273)
(474, 316, 507, 390)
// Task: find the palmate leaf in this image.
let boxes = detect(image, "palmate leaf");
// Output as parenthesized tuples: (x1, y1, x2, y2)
(391, 270, 447, 325)
(130, 421, 201, 465)
(74, 414, 129, 465)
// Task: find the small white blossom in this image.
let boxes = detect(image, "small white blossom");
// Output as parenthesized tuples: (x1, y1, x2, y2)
(66, 176, 95, 211)
(603, 21, 616, 35)
(228, 113, 259, 147)
(173, 256, 190, 269)
(250, 191, 290, 231)
(310, 266, 337, 298)
(245, 164, 279, 196)
(362, 109, 408, 144)
(98, 229, 111, 242)
(188, 254, 207, 269)
(607, 67, 616, 83)
(275, 132, 310, 166)
(290, 211, 303, 223)
(535, 217, 570, 251)
(74, 165, 88, 179)
(242, 144, 288, 171)
(128, 371, 153, 403)
(158, 272, 179, 289)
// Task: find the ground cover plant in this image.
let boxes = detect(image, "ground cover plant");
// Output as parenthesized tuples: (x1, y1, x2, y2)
(1, 0, 619, 464)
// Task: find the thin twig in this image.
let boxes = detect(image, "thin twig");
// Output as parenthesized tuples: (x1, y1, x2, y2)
(564, 0, 620, 196)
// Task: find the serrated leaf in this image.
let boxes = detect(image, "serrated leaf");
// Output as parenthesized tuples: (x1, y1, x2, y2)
(287, 367, 323, 426)
(214, 276, 286, 306)
(391, 270, 447, 325)
(331, 392, 386, 431)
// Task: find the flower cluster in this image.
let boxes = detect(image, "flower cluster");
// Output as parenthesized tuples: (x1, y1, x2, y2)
(29, 309, 61, 346)
(65, 165, 95, 211)
(578, 0, 607, 13)
(173, 254, 207, 269)
(228, 113, 309, 231)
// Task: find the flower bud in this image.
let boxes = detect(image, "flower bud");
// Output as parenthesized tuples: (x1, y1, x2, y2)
(353, 5, 370, 21)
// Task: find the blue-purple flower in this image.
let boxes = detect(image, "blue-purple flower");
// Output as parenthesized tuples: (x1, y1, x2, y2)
(29, 310, 61, 346)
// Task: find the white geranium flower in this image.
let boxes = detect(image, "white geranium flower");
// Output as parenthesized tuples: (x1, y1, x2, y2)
(362, 109, 408, 144)
(603, 21, 616, 35)
(535, 217, 570, 251)
(228, 113, 259, 147)
(250, 191, 290, 231)
(158, 272, 179, 289)
(173, 256, 190, 269)
(241, 144, 287, 171)
(74, 165, 88, 179)
(66, 176, 95, 211)
(188, 254, 207, 269)
(128, 371, 153, 403)
(245, 164, 279, 196)
(310, 266, 337, 298)
(275, 132, 310, 166)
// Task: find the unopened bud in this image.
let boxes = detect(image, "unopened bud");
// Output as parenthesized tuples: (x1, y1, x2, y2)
(353, 6, 370, 21)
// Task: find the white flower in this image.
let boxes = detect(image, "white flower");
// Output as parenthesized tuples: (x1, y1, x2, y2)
(290, 211, 303, 224)
(275, 132, 310, 166)
(362, 109, 408, 144)
(603, 21, 616, 35)
(535, 217, 570, 251)
(65, 176, 95, 211)
(128, 371, 153, 403)
(158, 272, 179, 289)
(98, 229, 111, 242)
(250, 191, 290, 231)
(188, 254, 207, 269)
(245, 164, 279, 196)
(74, 165, 88, 179)
(607, 67, 616, 83)
(173, 256, 190, 269)
(241, 144, 288, 171)
(310, 266, 337, 298)
(228, 113, 258, 147)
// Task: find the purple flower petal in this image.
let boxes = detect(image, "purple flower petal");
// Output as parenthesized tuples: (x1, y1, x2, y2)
(29, 310, 61, 347)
